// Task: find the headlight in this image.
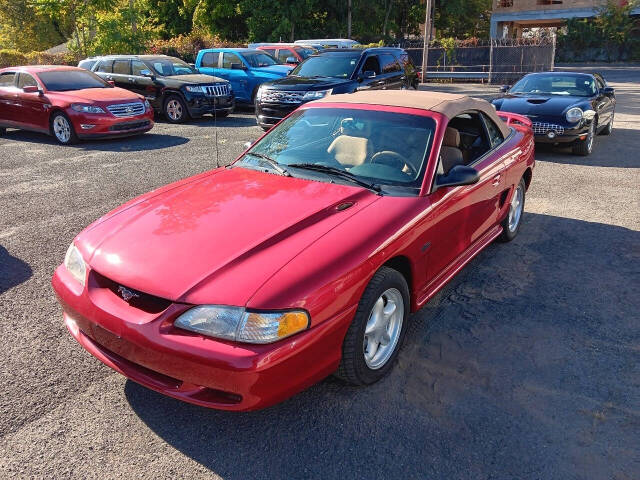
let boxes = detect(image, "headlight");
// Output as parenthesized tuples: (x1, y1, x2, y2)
(303, 89, 332, 100)
(64, 243, 86, 287)
(144, 99, 151, 111)
(185, 85, 204, 93)
(566, 107, 583, 123)
(71, 104, 105, 114)
(174, 305, 309, 344)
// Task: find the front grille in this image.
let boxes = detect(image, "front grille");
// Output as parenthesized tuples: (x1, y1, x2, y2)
(204, 84, 230, 96)
(109, 120, 150, 132)
(107, 102, 145, 118)
(532, 122, 565, 135)
(260, 90, 306, 104)
(90, 270, 171, 313)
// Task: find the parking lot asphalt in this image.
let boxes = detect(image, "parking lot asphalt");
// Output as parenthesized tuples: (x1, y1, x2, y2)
(1, 67, 639, 480)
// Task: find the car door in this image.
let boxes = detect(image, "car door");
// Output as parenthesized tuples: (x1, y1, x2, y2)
(424, 112, 506, 280)
(110, 59, 132, 90)
(15, 72, 49, 132)
(94, 59, 114, 83)
(594, 75, 613, 126)
(357, 54, 385, 90)
(198, 51, 220, 78)
(220, 52, 249, 102)
(277, 48, 296, 65)
(0, 71, 18, 125)
(379, 53, 404, 89)
(130, 59, 158, 103)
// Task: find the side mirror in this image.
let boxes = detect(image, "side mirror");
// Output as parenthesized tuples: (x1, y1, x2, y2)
(500, 85, 510, 93)
(243, 141, 252, 150)
(361, 70, 376, 80)
(434, 165, 480, 190)
(231, 62, 246, 70)
(140, 69, 155, 79)
(602, 86, 614, 97)
(285, 56, 299, 65)
(22, 85, 41, 94)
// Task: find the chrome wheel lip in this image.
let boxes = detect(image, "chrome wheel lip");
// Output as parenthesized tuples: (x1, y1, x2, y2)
(587, 122, 595, 152)
(507, 183, 524, 232)
(363, 288, 404, 370)
(166, 99, 183, 121)
(53, 116, 71, 143)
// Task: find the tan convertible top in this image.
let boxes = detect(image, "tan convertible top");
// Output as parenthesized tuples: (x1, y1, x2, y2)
(315, 90, 511, 138)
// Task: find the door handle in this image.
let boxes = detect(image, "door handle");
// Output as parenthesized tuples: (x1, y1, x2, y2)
(492, 174, 501, 186)
(128, 77, 135, 83)
(106, 76, 113, 81)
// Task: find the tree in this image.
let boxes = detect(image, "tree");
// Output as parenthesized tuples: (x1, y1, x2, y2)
(433, 0, 491, 39)
(0, 0, 65, 50)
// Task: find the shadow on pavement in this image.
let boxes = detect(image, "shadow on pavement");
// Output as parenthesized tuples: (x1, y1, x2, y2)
(535, 127, 640, 168)
(125, 213, 640, 480)
(0, 246, 32, 294)
(0, 130, 189, 152)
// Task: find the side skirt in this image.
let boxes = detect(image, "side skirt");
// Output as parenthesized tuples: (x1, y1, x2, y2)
(415, 224, 503, 309)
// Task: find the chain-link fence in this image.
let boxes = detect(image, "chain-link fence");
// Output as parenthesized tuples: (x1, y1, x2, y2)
(400, 37, 556, 84)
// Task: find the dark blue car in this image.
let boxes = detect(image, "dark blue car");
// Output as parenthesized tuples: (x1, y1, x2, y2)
(492, 72, 615, 156)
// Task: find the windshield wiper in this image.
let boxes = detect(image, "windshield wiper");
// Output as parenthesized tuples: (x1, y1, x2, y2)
(244, 152, 290, 176)
(287, 163, 381, 194)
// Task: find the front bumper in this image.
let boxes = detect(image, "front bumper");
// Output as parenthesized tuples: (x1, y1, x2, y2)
(52, 265, 354, 411)
(70, 110, 154, 139)
(529, 119, 592, 144)
(186, 94, 235, 118)
(255, 101, 304, 128)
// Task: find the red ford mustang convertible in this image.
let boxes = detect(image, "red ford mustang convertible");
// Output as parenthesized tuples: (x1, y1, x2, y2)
(52, 91, 534, 410)
(0, 65, 154, 144)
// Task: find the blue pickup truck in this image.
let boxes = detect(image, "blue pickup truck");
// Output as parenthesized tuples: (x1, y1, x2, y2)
(195, 48, 292, 104)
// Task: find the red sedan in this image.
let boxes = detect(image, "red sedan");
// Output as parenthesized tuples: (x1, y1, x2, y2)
(52, 91, 534, 410)
(0, 65, 154, 144)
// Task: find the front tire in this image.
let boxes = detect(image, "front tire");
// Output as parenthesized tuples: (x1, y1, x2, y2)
(164, 95, 189, 123)
(600, 113, 613, 136)
(0, 127, 5, 136)
(498, 177, 526, 242)
(572, 120, 595, 156)
(50, 112, 78, 145)
(336, 267, 409, 385)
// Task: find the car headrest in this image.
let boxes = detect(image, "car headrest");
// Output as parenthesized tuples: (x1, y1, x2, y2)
(443, 127, 460, 148)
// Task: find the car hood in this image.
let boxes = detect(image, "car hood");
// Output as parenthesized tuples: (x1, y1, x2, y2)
(266, 75, 352, 90)
(50, 87, 142, 103)
(164, 74, 227, 84)
(76, 167, 379, 306)
(253, 65, 293, 76)
(494, 93, 590, 117)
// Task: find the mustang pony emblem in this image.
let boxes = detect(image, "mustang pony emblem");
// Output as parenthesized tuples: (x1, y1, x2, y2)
(117, 286, 139, 302)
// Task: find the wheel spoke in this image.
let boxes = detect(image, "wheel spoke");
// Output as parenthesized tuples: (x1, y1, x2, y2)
(362, 288, 404, 370)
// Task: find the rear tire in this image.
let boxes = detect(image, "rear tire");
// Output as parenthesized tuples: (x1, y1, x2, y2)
(0, 127, 5, 136)
(600, 113, 613, 135)
(164, 94, 189, 124)
(50, 112, 78, 145)
(498, 177, 526, 242)
(572, 120, 595, 156)
(335, 267, 409, 385)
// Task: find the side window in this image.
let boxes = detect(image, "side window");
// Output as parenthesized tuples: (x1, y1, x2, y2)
(278, 49, 292, 63)
(262, 48, 276, 57)
(201, 52, 219, 68)
(112, 60, 130, 75)
(481, 113, 504, 149)
(362, 55, 381, 75)
(448, 111, 492, 163)
(399, 53, 415, 74)
(380, 54, 401, 73)
(96, 60, 113, 73)
(131, 60, 148, 76)
(0, 72, 16, 87)
(222, 52, 242, 69)
(17, 73, 38, 88)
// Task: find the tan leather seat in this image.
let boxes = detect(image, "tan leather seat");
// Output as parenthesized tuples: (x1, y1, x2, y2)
(439, 127, 464, 175)
(328, 135, 370, 167)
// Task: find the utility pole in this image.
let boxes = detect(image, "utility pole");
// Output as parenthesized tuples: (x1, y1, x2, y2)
(421, 0, 432, 85)
(347, 0, 352, 38)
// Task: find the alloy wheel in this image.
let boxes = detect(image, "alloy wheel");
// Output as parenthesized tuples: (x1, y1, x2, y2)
(166, 99, 183, 121)
(587, 122, 595, 153)
(53, 116, 71, 143)
(508, 183, 524, 233)
(363, 288, 404, 369)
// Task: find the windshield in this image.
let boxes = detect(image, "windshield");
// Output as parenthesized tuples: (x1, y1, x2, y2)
(238, 107, 435, 190)
(243, 52, 280, 67)
(510, 74, 597, 97)
(295, 46, 317, 59)
(291, 54, 360, 78)
(150, 58, 197, 76)
(38, 70, 110, 91)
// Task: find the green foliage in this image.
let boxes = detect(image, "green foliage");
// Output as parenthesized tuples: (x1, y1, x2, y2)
(146, 30, 243, 62)
(0, 48, 81, 68)
(0, 0, 65, 51)
(192, 0, 247, 41)
(433, 0, 491, 39)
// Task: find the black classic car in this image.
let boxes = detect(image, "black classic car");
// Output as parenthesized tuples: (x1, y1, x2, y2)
(255, 47, 418, 130)
(492, 72, 615, 156)
(83, 55, 234, 123)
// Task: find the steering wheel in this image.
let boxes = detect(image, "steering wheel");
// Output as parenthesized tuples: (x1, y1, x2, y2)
(370, 151, 416, 177)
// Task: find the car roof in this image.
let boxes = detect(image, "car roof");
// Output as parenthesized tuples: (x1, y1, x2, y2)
(525, 71, 594, 78)
(319, 47, 403, 54)
(93, 55, 179, 60)
(313, 90, 511, 137)
(200, 48, 261, 53)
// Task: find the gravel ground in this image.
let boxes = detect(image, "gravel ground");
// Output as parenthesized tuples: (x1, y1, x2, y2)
(1, 67, 639, 480)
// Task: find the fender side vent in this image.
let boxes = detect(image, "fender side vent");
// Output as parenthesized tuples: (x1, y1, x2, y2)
(336, 202, 354, 211)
